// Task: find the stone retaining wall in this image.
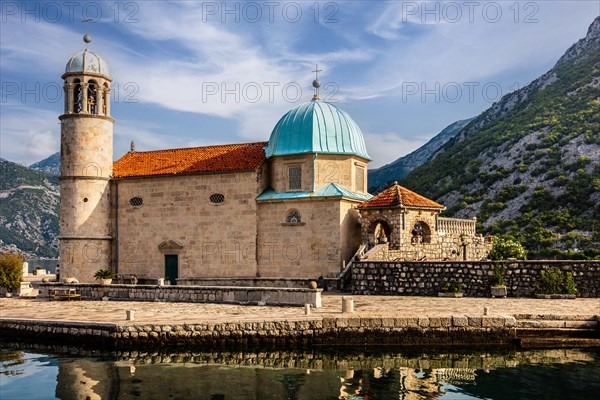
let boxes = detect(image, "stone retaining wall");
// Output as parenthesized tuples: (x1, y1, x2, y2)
(351, 261, 600, 297)
(39, 283, 322, 307)
(177, 277, 315, 288)
(177, 277, 341, 292)
(0, 315, 518, 349)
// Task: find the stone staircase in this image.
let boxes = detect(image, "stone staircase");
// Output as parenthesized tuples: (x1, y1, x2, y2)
(514, 314, 600, 348)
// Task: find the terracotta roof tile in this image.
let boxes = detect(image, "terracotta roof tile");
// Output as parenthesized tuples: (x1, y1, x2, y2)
(113, 142, 267, 178)
(359, 184, 445, 209)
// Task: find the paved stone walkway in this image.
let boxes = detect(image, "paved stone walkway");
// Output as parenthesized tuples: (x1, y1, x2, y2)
(1, 295, 598, 325)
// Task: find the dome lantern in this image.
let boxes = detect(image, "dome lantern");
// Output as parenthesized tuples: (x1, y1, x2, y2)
(64, 34, 110, 77)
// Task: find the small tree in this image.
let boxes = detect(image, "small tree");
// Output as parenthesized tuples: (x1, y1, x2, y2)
(489, 237, 527, 261)
(0, 252, 24, 291)
(537, 267, 577, 295)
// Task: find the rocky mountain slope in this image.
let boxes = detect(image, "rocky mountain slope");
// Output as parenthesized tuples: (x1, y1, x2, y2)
(368, 118, 473, 193)
(0, 159, 59, 257)
(29, 152, 60, 176)
(401, 16, 600, 258)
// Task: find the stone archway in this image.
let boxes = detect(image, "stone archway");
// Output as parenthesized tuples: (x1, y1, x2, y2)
(367, 219, 393, 248)
(411, 221, 432, 244)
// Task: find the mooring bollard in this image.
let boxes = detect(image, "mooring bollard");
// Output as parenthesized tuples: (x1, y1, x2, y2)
(483, 306, 490, 316)
(126, 310, 135, 321)
(342, 296, 354, 313)
(305, 304, 311, 315)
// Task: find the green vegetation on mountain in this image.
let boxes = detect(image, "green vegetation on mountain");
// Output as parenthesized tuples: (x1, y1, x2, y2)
(0, 159, 59, 257)
(401, 17, 600, 259)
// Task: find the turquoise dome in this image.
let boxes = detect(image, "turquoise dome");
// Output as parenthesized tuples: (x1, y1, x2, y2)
(65, 49, 109, 76)
(265, 100, 370, 160)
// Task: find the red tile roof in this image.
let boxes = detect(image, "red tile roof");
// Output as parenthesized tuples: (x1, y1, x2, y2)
(113, 142, 268, 178)
(359, 183, 445, 209)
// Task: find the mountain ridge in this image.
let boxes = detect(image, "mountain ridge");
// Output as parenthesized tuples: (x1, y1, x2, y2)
(0, 159, 60, 258)
(401, 16, 600, 258)
(368, 118, 474, 193)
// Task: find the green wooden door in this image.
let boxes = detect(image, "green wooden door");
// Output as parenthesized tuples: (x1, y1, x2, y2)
(164, 255, 178, 285)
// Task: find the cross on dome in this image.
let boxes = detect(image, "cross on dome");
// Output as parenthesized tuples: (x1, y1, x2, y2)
(312, 64, 322, 100)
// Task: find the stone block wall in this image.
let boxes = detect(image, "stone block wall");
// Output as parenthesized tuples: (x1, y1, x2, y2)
(0, 314, 519, 349)
(257, 200, 344, 278)
(364, 236, 492, 262)
(351, 261, 600, 297)
(60, 116, 114, 282)
(115, 171, 262, 279)
(40, 283, 322, 307)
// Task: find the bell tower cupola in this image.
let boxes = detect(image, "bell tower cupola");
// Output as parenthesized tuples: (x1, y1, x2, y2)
(59, 34, 114, 282)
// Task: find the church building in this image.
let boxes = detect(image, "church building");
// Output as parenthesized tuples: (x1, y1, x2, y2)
(58, 37, 490, 284)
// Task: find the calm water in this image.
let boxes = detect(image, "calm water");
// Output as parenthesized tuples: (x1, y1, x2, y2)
(1, 345, 599, 400)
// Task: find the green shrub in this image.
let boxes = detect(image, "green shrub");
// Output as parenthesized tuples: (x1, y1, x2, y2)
(93, 268, 116, 280)
(0, 252, 24, 291)
(441, 281, 463, 293)
(489, 238, 527, 260)
(536, 267, 578, 295)
(491, 263, 507, 287)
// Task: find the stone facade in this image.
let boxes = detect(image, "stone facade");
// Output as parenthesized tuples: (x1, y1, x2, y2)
(256, 199, 361, 278)
(114, 170, 265, 279)
(268, 154, 368, 194)
(351, 260, 600, 297)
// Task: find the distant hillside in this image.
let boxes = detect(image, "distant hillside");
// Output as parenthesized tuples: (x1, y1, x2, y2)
(30, 152, 60, 176)
(368, 118, 473, 193)
(0, 159, 59, 257)
(402, 16, 600, 259)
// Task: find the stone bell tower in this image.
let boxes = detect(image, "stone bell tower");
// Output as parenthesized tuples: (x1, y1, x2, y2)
(59, 34, 113, 282)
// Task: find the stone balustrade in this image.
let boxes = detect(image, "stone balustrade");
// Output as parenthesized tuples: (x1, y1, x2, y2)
(437, 217, 477, 236)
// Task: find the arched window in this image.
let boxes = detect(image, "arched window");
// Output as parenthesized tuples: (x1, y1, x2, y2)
(411, 221, 432, 244)
(102, 82, 110, 115)
(87, 80, 98, 114)
(73, 79, 83, 113)
(286, 210, 301, 223)
(371, 220, 391, 245)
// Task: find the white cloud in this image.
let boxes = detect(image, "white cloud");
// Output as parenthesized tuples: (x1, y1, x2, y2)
(1, 1, 597, 167)
(0, 105, 60, 164)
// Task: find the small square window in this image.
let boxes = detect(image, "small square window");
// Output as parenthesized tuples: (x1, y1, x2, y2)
(288, 166, 302, 190)
(356, 167, 365, 193)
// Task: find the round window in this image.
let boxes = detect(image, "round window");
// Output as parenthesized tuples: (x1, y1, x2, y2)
(210, 193, 225, 204)
(129, 197, 143, 207)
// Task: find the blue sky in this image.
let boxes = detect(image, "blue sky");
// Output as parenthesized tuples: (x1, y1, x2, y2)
(1, 1, 598, 168)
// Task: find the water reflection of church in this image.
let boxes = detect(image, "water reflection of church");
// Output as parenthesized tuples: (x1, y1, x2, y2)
(52, 357, 477, 400)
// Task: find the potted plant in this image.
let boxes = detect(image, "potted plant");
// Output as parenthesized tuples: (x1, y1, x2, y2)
(94, 268, 116, 285)
(490, 263, 507, 298)
(535, 267, 577, 299)
(438, 281, 464, 297)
